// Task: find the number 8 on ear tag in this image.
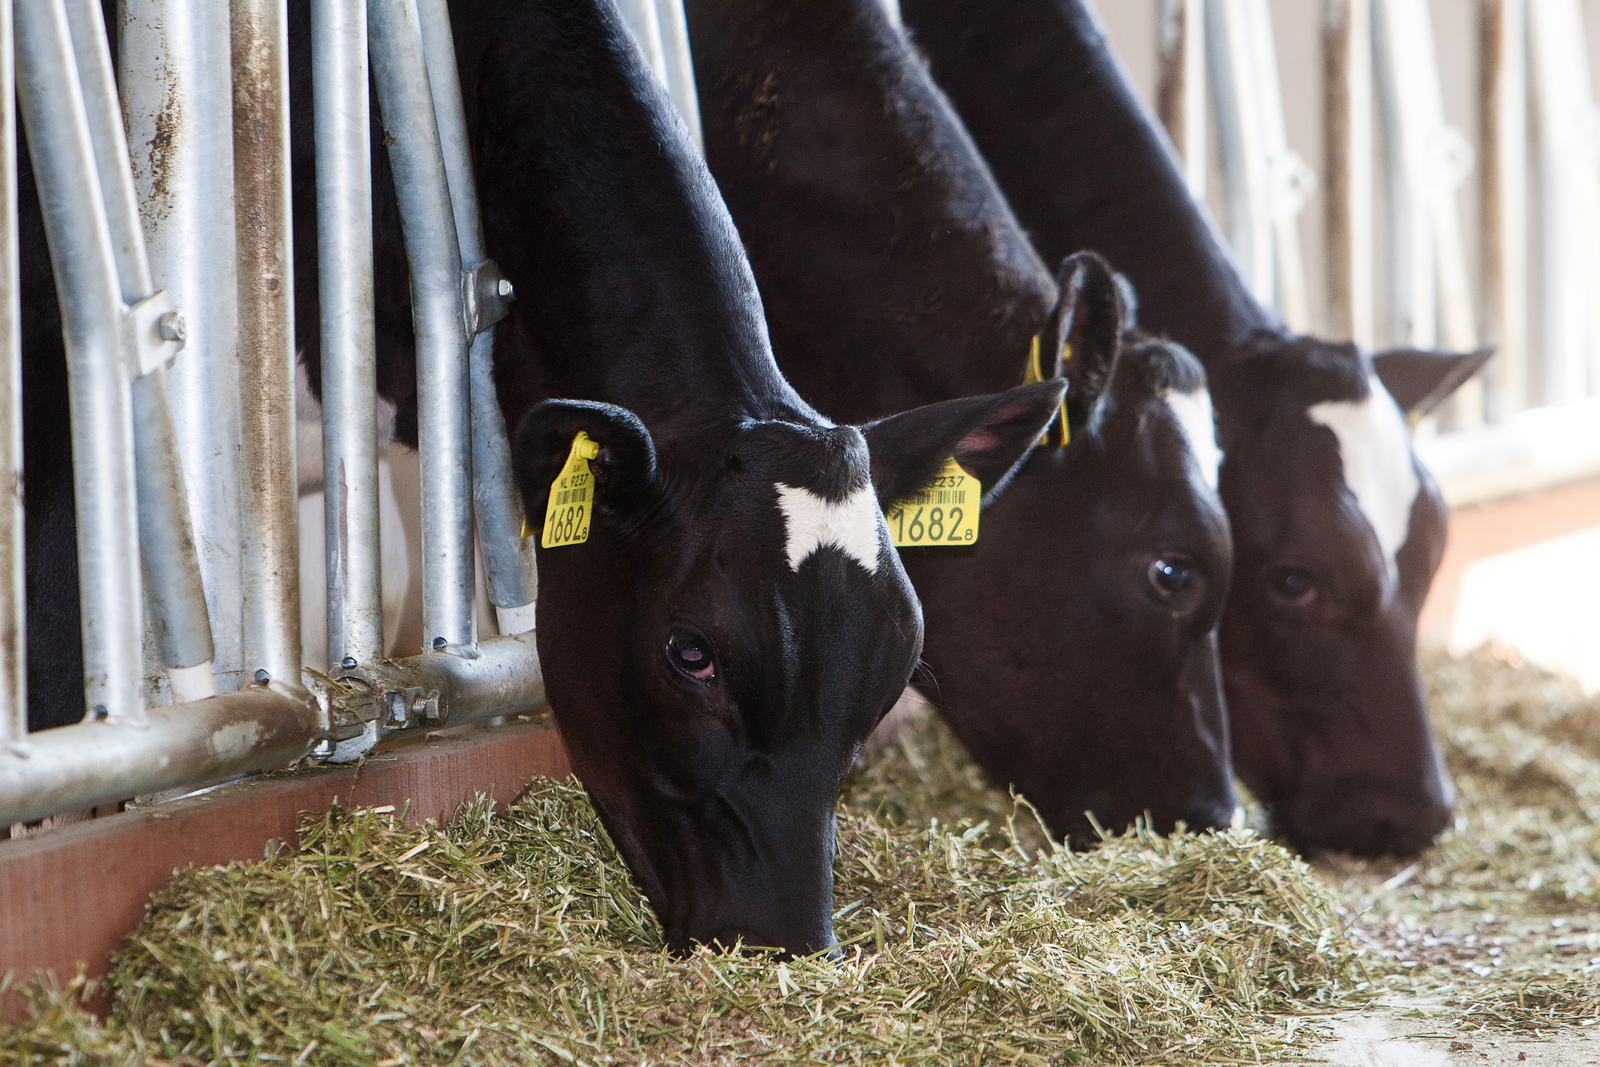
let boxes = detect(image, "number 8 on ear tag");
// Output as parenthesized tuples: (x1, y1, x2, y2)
(541, 431, 600, 548)
(886, 456, 979, 547)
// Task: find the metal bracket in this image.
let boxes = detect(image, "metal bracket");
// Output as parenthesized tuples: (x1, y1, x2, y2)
(463, 259, 513, 337)
(122, 289, 186, 379)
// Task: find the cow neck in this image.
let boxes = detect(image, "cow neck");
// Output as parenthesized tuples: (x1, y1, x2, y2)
(465, 0, 815, 441)
(688, 0, 1056, 425)
(900, 0, 1281, 371)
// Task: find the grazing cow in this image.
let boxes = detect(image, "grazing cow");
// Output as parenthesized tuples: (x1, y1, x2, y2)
(12, 0, 1061, 953)
(686, 0, 1236, 843)
(290, 0, 1067, 955)
(899, 0, 1489, 855)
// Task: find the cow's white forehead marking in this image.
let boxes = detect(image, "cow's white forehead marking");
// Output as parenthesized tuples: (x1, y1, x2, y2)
(774, 482, 884, 574)
(1165, 387, 1222, 491)
(1307, 376, 1420, 580)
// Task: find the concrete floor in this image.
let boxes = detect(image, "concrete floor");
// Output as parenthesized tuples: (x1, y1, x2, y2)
(1305, 1012, 1600, 1067)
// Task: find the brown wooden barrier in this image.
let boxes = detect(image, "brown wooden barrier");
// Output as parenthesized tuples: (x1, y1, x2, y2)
(0, 715, 570, 1022)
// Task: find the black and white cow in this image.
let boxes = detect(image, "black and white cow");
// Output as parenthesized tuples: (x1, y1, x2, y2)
(14, 0, 1062, 953)
(900, 0, 1489, 855)
(293, 0, 1066, 953)
(686, 0, 1236, 844)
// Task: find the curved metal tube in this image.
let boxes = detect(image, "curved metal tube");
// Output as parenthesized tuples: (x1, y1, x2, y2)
(65, 0, 215, 687)
(368, 0, 475, 651)
(414, 0, 536, 629)
(15, 0, 145, 725)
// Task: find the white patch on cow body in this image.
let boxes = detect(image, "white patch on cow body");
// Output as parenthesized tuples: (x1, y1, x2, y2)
(775, 482, 884, 574)
(1307, 376, 1420, 580)
(1165, 387, 1222, 491)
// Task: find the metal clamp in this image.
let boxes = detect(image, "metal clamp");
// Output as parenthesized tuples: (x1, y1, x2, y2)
(122, 289, 185, 379)
(463, 259, 513, 337)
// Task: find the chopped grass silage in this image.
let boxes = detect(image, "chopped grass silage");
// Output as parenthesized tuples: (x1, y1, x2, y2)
(1308, 646, 1600, 1037)
(0, 773, 1370, 1065)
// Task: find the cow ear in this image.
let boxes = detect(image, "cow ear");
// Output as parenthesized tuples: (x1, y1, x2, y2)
(1044, 252, 1125, 424)
(861, 380, 1068, 508)
(513, 399, 658, 526)
(1371, 346, 1494, 415)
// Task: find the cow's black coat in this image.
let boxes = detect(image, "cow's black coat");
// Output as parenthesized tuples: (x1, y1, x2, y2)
(687, 0, 1237, 843)
(900, 0, 1482, 854)
(15, 0, 1066, 953)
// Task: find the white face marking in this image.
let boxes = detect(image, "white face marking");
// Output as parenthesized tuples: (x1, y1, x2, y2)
(774, 482, 885, 574)
(1307, 376, 1420, 581)
(1165, 387, 1222, 491)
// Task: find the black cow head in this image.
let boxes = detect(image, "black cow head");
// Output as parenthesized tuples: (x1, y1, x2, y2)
(1212, 339, 1490, 856)
(513, 380, 1065, 955)
(903, 253, 1236, 845)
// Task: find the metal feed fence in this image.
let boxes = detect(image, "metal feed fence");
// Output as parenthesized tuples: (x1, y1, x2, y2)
(2, 0, 1590, 828)
(1152, 0, 1600, 498)
(0, 0, 714, 830)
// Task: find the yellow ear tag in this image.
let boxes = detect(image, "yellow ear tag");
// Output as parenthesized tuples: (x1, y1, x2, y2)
(539, 431, 600, 548)
(886, 457, 979, 547)
(1021, 334, 1071, 446)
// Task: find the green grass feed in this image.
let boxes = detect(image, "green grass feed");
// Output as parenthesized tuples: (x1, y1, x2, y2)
(5, 647, 1600, 1064)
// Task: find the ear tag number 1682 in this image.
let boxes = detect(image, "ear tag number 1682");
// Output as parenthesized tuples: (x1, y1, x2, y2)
(886, 457, 979, 547)
(540, 431, 599, 548)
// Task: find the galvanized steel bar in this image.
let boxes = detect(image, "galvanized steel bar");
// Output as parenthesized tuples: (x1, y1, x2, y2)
(1245, 0, 1312, 333)
(1528, 0, 1600, 405)
(0, 686, 318, 826)
(1206, 0, 1275, 310)
(1325, 0, 1376, 349)
(120, 0, 245, 693)
(654, 0, 703, 150)
(1481, 0, 1528, 419)
(616, 0, 668, 83)
(15, 0, 145, 725)
(1376, 0, 1479, 427)
(369, 0, 476, 650)
(1157, 0, 1208, 202)
(414, 0, 536, 630)
(0, 0, 20, 746)
(65, 0, 215, 692)
(314, 0, 384, 669)
(233, 0, 302, 689)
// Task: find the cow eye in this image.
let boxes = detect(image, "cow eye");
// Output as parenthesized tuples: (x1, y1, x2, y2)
(1148, 557, 1196, 601)
(1269, 567, 1317, 608)
(666, 627, 717, 683)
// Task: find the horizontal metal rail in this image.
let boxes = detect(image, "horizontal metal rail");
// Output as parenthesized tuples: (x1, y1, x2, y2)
(0, 632, 544, 825)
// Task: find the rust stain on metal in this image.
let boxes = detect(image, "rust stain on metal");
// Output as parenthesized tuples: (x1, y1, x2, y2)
(232, 0, 300, 669)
